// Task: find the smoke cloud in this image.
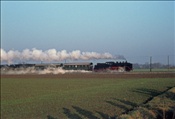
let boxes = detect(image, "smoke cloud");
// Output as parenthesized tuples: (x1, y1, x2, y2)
(113, 55, 126, 60)
(1, 48, 115, 64)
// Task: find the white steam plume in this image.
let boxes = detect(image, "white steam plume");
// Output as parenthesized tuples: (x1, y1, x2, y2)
(1, 48, 114, 63)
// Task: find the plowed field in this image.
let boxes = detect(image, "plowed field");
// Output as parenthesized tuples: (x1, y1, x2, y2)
(1, 72, 175, 79)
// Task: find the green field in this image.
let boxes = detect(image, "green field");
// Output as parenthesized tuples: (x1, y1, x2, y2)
(133, 68, 175, 72)
(1, 75, 175, 119)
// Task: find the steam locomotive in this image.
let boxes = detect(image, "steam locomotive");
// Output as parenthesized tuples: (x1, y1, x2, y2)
(0, 61, 133, 72)
(94, 61, 133, 72)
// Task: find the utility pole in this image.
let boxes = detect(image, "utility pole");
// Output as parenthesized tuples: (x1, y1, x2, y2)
(150, 56, 152, 72)
(168, 55, 169, 71)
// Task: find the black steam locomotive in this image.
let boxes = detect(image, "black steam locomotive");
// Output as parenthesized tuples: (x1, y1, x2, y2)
(94, 61, 133, 72)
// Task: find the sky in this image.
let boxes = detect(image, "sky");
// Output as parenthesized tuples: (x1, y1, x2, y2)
(1, 1, 175, 64)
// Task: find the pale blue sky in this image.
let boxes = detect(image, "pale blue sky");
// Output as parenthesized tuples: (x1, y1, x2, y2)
(1, 1, 175, 64)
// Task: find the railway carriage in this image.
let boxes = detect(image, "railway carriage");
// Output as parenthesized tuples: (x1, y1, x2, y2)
(63, 62, 93, 71)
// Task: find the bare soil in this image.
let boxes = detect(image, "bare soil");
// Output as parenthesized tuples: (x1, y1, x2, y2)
(1, 72, 175, 79)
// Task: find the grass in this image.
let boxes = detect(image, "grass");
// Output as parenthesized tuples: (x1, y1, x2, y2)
(133, 68, 175, 72)
(1, 76, 175, 119)
(118, 87, 175, 119)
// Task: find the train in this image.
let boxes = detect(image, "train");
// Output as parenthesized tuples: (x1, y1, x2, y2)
(0, 61, 133, 72)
